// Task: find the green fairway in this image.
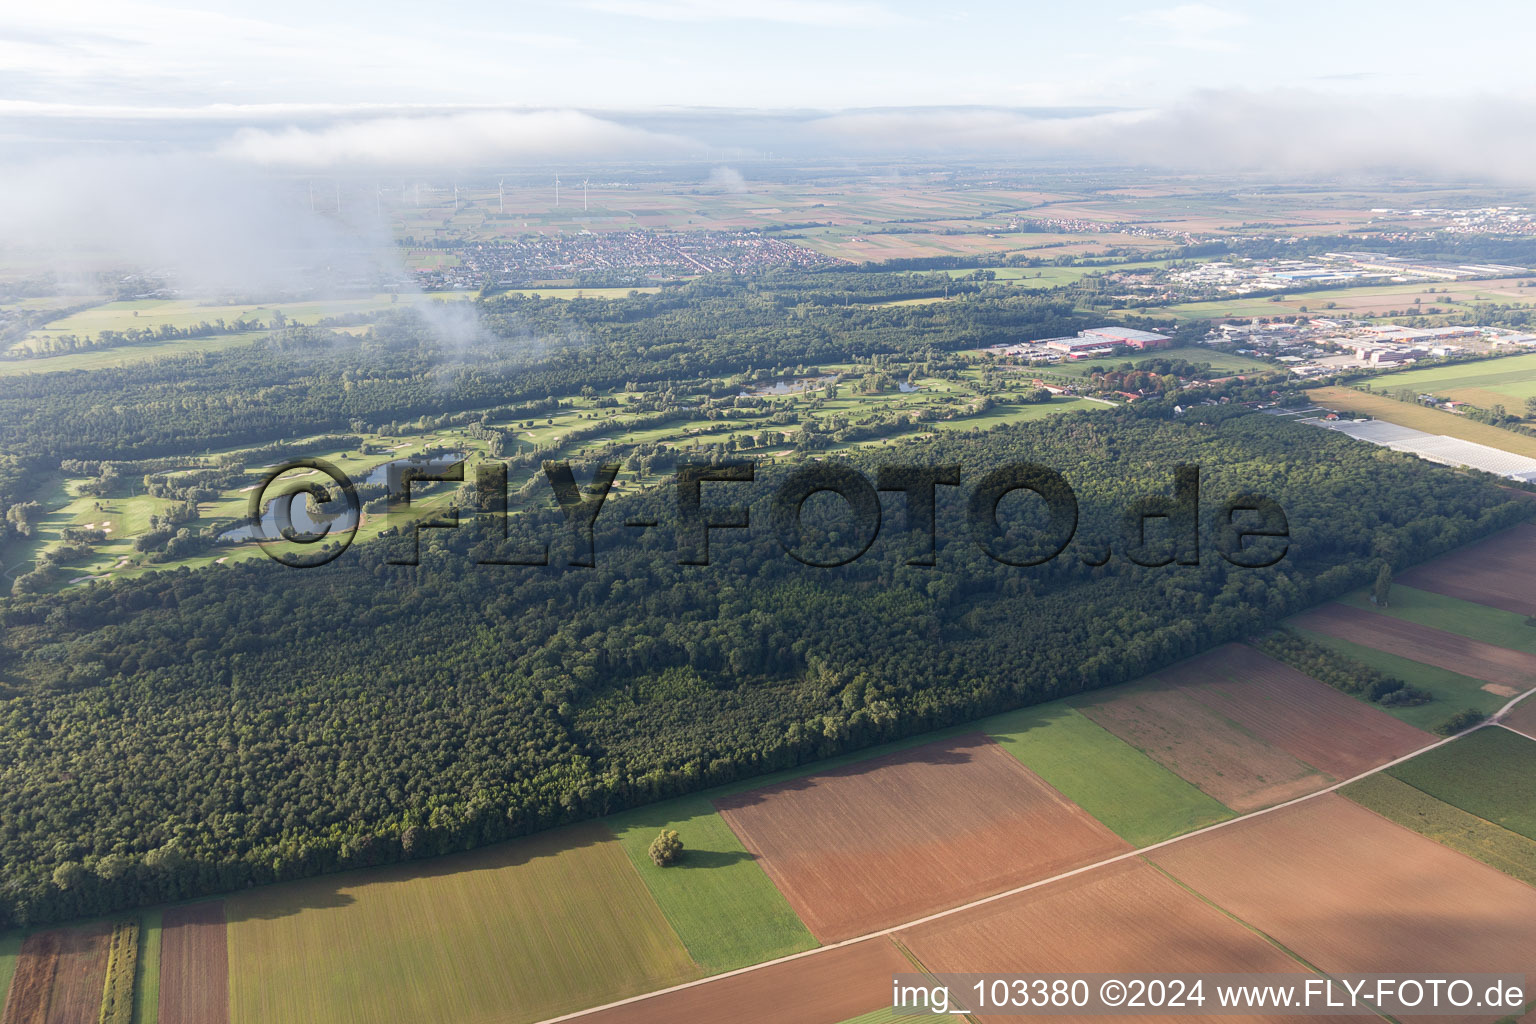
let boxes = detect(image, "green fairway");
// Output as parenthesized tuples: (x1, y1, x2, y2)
(225, 822, 700, 1024)
(607, 795, 817, 973)
(135, 908, 162, 1024)
(1387, 727, 1536, 840)
(986, 703, 1233, 846)
(1289, 626, 1508, 732)
(1339, 586, 1536, 654)
(1342, 773, 1536, 888)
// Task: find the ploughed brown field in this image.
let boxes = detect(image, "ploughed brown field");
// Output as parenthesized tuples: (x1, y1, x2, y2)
(1151, 795, 1536, 1024)
(1075, 652, 1331, 812)
(714, 733, 1129, 942)
(1505, 698, 1536, 739)
(568, 936, 911, 1024)
(896, 858, 1354, 1024)
(1168, 644, 1430, 779)
(0, 922, 112, 1024)
(158, 902, 229, 1024)
(1397, 523, 1536, 617)
(1291, 604, 1536, 692)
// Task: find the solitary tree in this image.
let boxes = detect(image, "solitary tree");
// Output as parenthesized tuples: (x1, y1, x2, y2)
(648, 829, 683, 867)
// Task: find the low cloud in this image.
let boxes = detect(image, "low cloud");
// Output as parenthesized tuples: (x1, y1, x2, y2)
(220, 110, 699, 169)
(803, 93, 1536, 183)
(706, 166, 748, 192)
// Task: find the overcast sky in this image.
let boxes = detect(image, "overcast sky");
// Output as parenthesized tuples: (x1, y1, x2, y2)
(5, 0, 1534, 115)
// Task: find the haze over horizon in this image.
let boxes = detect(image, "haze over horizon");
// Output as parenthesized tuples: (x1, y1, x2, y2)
(3, 0, 1536, 175)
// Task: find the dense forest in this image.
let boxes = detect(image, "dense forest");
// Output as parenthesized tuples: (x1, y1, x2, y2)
(0, 404, 1525, 928)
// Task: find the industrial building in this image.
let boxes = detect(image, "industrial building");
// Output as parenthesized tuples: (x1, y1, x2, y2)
(1076, 326, 1174, 350)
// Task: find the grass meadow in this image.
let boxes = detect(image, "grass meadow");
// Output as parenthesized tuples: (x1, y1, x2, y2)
(224, 822, 700, 1024)
(987, 703, 1234, 847)
(1366, 352, 1536, 408)
(1343, 773, 1536, 888)
(1289, 625, 1509, 732)
(1338, 586, 1536, 654)
(1387, 728, 1536, 841)
(607, 795, 817, 973)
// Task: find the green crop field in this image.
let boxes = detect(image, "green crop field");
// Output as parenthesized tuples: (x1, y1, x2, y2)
(836, 1009, 935, 1024)
(1339, 586, 1536, 654)
(0, 330, 273, 377)
(1387, 728, 1536, 840)
(1047, 346, 1271, 378)
(1289, 626, 1508, 732)
(1343, 773, 1536, 887)
(0, 931, 19, 1014)
(135, 908, 162, 1024)
(988, 703, 1233, 847)
(1366, 353, 1536, 407)
(225, 822, 700, 1024)
(607, 795, 816, 973)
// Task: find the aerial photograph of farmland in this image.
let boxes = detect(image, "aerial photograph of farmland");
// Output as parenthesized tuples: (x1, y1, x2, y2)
(3, 1, 1536, 1022)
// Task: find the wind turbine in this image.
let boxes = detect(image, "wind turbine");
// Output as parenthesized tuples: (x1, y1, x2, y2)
(453, 181, 459, 213)
(498, 177, 505, 214)
(554, 171, 561, 208)
(582, 179, 589, 212)
(334, 180, 341, 214)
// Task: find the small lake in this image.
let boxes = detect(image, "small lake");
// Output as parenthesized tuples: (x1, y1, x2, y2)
(742, 375, 836, 397)
(218, 453, 466, 543)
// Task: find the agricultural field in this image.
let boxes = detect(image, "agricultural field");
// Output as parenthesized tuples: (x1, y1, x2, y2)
(570, 937, 911, 1024)
(1507, 697, 1536, 739)
(895, 859, 1335, 1023)
(1386, 727, 1536, 841)
(981, 703, 1233, 847)
(1075, 650, 1334, 812)
(1306, 385, 1536, 458)
(606, 795, 816, 973)
(1342, 773, 1536, 888)
(158, 903, 227, 1024)
(134, 911, 161, 1024)
(1164, 277, 1536, 321)
(1149, 795, 1536, 979)
(0, 330, 272, 377)
(1338, 584, 1536, 654)
(713, 733, 1129, 942)
(1172, 644, 1431, 777)
(1046, 346, 1272, 378)
(0, 921, 112, 1024)
(1397, 521, 1536, 618)
(224, 822, 700, 1024)
(1289, 604, 1536, 694)
(1367, 351, 1536, 409)
(1288, 626, 1509, 732)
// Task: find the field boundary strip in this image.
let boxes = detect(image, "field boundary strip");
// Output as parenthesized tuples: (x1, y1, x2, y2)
(534, 684, 1536, 1024)
(1498, 721, 1536, 744)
